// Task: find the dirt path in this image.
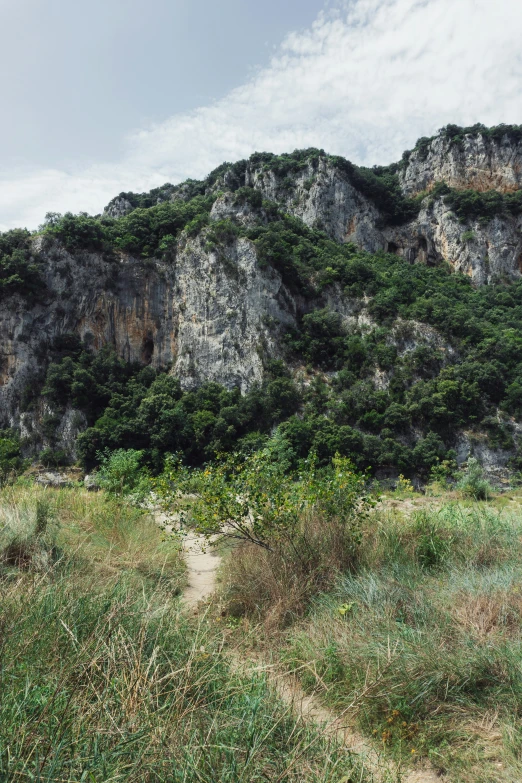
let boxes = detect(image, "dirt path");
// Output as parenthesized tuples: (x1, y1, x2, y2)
(182, 532, 221, 608)
(230, 654, 444, 783)
(154, 511, 220, 609)
(157, 510, 444, 782)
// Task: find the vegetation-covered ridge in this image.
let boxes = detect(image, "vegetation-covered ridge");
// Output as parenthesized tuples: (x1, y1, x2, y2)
(5, 188, 522, 477)
(27, 234, 522, 478)
(2, 121, 521, 300)
(1, 122, 522, 480)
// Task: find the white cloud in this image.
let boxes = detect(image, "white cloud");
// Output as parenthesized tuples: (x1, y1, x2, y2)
(1, 0, 521, 230)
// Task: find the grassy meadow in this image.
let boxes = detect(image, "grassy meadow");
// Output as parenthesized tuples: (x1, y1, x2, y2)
(0, 482, 368, 783)
(221, 489, 522, 783)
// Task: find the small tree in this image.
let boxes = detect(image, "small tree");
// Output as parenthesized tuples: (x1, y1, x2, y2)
(155, 435, 369, 553)
(96, 449, 148, 497)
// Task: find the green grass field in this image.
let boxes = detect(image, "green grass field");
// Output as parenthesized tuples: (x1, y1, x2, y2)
(266, 497, 522, 782)
(0, 483, 368, 783)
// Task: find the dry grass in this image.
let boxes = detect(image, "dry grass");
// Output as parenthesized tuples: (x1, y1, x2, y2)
(221, 500, 522, 782)
(1, 483, 185, 589)
(450, 588, 522, 639)
(221, 510, 360, 631)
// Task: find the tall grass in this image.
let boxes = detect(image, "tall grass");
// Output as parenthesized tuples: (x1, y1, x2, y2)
(0, 484, 368, 783)
(280, 503, 522, 781)
(221, 509, 361, 630)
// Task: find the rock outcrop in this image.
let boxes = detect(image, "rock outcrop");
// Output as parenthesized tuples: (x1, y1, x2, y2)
(240, 137, 522, 286)
(399, 132, 522, 195)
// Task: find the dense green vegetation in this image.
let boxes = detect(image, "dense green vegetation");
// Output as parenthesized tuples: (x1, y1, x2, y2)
(0, 229, 42, 299)
(34, 195, 522, 477)
(40, 341, 299, 470)
(0, 430, 26, 485)
(42, 192, 216, 258)
(432, 181, 522, 222)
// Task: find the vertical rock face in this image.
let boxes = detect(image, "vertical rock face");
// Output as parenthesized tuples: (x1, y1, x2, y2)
(384, 202, 522, 285)
(168, 235, 296, 392)
(247, 158, 384, 248)
(241, 136, 522, 285)
(399, 132, 522, 195)
(0, 234, 298, 427)
(0, 244, 174, 426)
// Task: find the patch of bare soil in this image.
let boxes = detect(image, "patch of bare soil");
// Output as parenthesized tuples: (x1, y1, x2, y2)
(182, 532, 221, 608)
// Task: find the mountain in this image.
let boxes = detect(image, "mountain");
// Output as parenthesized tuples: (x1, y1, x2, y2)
(1, 123, 522, 481)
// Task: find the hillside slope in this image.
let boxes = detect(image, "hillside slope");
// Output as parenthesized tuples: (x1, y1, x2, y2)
(1, 123, 522, 480)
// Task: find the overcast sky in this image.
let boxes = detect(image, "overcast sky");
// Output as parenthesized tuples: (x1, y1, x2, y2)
(1, 0, 521, 231)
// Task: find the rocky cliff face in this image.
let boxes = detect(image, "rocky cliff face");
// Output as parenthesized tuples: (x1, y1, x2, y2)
(0, 232, 297, 432)
(384, 200, 522, 285)
(399, 132, 522, 195)
(104, 129, 522, 285)
(238, 138, 522, 285)
(2, 125, 522, 468)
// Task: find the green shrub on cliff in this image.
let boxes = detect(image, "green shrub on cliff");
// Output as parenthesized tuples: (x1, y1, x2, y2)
(0, 229, 42, 299)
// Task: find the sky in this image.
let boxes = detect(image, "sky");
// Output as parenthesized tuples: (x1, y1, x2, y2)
(1, 0, 521, 231)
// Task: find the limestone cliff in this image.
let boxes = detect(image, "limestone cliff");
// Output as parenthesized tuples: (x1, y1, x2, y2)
(103, 127, 522, 285)
(0, 233, 297, 433)
(399, 130, 522, 195)
(2, 124, 522, 472)
(239, 141, 522, 286)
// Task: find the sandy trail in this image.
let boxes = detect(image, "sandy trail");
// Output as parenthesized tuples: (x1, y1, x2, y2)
(230, 655, 444, 783)
(182, 532, 221, 608)
(154, 511, 220, 609)
(156, 509, 443, 782)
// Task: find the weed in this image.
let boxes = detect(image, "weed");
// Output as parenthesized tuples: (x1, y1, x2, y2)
(457, 457, 493, 500)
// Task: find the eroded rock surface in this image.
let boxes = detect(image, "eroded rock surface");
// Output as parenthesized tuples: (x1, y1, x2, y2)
(399, 132, 522, 195)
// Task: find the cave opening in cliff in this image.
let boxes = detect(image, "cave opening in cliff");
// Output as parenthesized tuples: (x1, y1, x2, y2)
(141, 335, 155, 365)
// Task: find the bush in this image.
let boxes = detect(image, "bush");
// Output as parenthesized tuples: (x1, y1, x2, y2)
(41, 195, 216, 259)
(0, 431, 26, 486)
(0, 229, 43, 300)
(40, 447, 68, 468)
(96, 449, 149, 498)
(457, 457, 493, 500)
(160, 448, 370, 627)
